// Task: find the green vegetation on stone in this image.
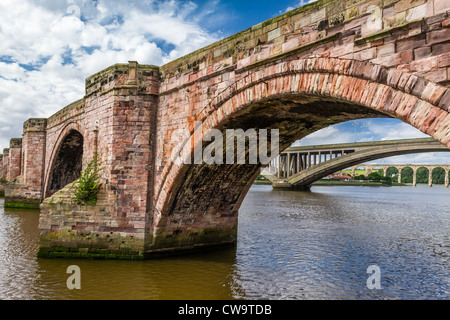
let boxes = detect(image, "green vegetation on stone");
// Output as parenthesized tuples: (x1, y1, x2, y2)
(71, 153, 103, 205)
(4, 202, 40, 209)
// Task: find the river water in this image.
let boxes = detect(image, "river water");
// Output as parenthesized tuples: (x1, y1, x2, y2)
(0, 185, 448, 300)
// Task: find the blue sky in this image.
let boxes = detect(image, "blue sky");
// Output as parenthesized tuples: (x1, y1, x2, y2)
(0, 0, 448, 165)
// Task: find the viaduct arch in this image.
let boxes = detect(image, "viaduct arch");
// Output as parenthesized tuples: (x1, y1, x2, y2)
(0, 0, 449, 259)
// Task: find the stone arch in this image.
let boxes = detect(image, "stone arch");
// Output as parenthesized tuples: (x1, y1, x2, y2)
(152, 57, 450, 248)
(431, 166, 446, 185)
(415, 166, 430, 186)
(386, 166, 399, 178)
(45, 123, 85, 198)
(400, 166, 414, 184)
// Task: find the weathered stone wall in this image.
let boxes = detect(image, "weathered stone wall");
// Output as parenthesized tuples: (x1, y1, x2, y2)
(0, 154, 4, 196)
(160, 0, 450, 88)
(38, 62, 160, 259)
(4, 119, 48, 208)
(38, 185, 146, 259)
(7, 138, 22, 181)
(1, 149, 9, 181)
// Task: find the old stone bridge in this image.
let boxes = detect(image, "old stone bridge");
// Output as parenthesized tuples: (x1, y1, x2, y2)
(1, 0, 450, 259)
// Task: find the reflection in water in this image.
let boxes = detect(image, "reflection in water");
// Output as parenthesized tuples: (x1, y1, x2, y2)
(0, 185, 449, 300)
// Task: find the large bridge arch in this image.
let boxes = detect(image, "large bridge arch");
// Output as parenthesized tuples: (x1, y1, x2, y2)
(152, 57, 450, 249)
(44, 123, 85, 198)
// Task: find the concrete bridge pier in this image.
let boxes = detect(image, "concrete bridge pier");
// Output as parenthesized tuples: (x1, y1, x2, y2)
(272, 181, 311, 191)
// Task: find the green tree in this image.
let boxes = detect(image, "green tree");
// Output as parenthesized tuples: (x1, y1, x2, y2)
(401, 167, 413, 183)
(368, 171, 382, 182)
(416, 167, 429, 184)
(71, 153, 103, 205)
(432, 167, 445, 185)
(380, 175, 392, 185)
(386, 167, 398, 176)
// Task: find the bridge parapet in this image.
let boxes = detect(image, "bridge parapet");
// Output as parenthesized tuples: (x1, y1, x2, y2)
(46, 99, 84, 130)
(160, 0, 450, 93)
(85, 62, 160, 97)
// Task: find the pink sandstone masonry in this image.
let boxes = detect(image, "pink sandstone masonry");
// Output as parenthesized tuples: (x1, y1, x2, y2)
(2, 0, 450, 259)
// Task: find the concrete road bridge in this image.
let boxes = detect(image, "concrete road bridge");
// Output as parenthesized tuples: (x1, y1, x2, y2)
(1, 0, 450, 259)
(262, 137, 450, 189)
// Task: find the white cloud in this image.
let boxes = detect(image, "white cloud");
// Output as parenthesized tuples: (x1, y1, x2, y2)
(280, 0, 318, 14)
(0, 0, 222, 150)
(292, 125, 354, 147)
(292, 118, 448, 165)
(366, 119, 430, 141)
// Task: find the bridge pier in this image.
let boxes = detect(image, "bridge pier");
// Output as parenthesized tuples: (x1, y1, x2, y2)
(429, 170, 433, 187)
(413, 169, 417, 187)
(272, 181, 311, 191)
(446, 171, 449, 188)
(37, 61, 160, 260)
(4, 120, 47, 209)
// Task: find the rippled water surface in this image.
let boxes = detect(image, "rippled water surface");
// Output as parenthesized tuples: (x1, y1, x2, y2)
(0, 185, 449, 300)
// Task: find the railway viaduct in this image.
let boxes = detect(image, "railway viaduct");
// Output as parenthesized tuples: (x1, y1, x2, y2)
(351, 163, 450, 186)
(1, 0, 450, 259)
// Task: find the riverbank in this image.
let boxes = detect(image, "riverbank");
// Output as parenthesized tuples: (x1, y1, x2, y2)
(253, 180, 272, 185)
(253, 179, 407, 187)
(312, 180, 407, 187)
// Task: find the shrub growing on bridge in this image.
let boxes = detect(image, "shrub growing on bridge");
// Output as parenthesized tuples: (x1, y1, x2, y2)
(71, 153, 103, 205)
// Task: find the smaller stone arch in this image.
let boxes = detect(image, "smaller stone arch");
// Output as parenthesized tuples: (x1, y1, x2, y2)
(386, 166, 399, 181)
(45, 128, 84, 197)
(431, 166, 446, 186)
(400, 166, 414, 185)
(415, 166, 430, 187)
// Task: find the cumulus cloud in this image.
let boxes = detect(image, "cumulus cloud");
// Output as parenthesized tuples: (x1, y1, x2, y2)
(292, 125, 354, 147)
(280, 0, 318, 14)
(0, 0, 222, 150)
